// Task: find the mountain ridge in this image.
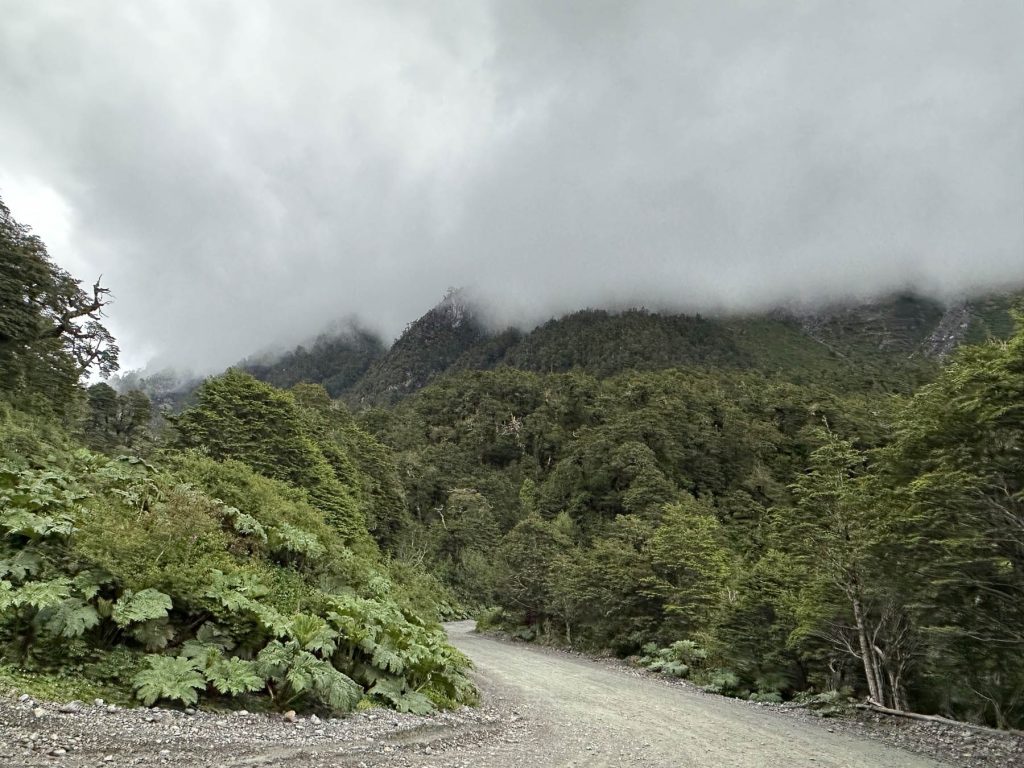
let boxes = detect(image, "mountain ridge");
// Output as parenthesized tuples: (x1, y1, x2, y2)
(115, 290, 1021, 406)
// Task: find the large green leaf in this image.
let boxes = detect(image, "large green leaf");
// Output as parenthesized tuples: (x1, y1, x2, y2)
(132, 655, 206, 707)
(112, 588, 173, 627)
(205, 657, 264, 696)
(43, 598, 100, 638)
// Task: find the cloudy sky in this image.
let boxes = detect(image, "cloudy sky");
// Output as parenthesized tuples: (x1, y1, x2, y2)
(1, 1, 1022, 372)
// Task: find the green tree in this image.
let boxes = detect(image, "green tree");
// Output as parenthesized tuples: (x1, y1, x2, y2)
(646, 496, 734, 638)
(872, 321, 1024, 726)
(498, 512, 571, 627)
(0, 196, 118, 410)
(786, 429, 912, 710)
(174, 371, 368, 547)
(84, 384, 152, 450)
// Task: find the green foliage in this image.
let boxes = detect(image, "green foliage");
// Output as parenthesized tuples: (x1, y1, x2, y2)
(174, 371, 369, 547)
(793, 688, 855, 718)
(474, 606, 505, 632)
(0, 204, 471, 717)
(243, 326, 384, 397)
(111, 589, 173, 627)
(6, 194, 1022, 727)
(0, 411, 475, 714)
(702, 669, 744, 697)
(368, 676, 434, 714)
(42, 599, 100, 638)
(133, 656, 206, 706)
(638, 640, 708, 679)
(354, 309, 1024, 727)
(287, 613, 338, 655)
(204, 657, 264, 696)
(255, 640, 361, 711)
(647, 497, 734, 637)
(0, 196, 118, 413)
(83, 384, 152, 451)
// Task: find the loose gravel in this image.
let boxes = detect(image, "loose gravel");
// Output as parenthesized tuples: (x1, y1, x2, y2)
(0, 622, 1020, 768)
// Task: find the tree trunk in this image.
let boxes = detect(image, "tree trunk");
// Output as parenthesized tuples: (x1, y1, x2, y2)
(852, 593, 885, 705)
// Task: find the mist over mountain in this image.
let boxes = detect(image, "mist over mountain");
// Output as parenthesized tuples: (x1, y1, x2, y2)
(1, 1, 1022, 373)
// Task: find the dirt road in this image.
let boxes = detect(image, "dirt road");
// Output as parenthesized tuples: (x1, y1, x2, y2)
(426, 620, 947, 768)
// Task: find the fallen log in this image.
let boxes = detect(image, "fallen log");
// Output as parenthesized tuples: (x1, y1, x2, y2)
(855, 701, 1020, 736)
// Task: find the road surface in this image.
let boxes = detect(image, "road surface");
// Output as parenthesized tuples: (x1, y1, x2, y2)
(423, 620, 947, 768)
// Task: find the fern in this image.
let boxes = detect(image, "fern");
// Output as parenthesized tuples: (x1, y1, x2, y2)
(112, 588, 173, 626)
(203, 569, 268, 612)
(703, 669, 744, 696)
(255, 640, 361, 712)
(371, 643, 405, 675)
(0, 465, 82, 538)
(282, 649, 319, 695)
(0, 579, 14, 610)
(254, 640, 293, 680)
(205, 657, 264, 696)
(132, 656, 206, 706)
(251, 603, 291, 637)
(180, 640, 224, 667)
(195, 621, 236, 650)
(308, 661, 362, 712)
(2, 509, 75, 538)
(71, 570, 109, 600)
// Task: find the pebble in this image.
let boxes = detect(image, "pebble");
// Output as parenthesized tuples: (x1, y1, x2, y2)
(283, 710, 297, 723)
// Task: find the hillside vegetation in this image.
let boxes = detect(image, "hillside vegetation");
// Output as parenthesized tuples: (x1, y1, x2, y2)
(0, 197, 474, 715)
(359, 318, 1023, 728)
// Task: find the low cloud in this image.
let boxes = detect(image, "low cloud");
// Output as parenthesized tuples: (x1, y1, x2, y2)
(1, 1, 1021, 371)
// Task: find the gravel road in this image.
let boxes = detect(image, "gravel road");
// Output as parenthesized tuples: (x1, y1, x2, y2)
(427, 621, 947, 768)
(5, 621, 1022, 767)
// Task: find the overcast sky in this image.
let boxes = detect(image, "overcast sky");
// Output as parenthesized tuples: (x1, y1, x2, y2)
(1, 1, 1022, 372)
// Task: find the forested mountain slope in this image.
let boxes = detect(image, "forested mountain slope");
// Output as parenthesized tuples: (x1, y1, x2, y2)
(248, 290, 1019, 407)
(241, 324, 385, 398)
(236, 276, 1024, 730)
(356, 322, 1024, 728)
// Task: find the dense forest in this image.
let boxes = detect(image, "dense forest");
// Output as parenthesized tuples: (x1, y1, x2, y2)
(2, 193, 1022, 729)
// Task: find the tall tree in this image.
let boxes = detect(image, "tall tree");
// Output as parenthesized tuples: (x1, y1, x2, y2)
(0, 197, 118, 408)
(873, 318, 1024, 726)
(786, 429, 913, 710)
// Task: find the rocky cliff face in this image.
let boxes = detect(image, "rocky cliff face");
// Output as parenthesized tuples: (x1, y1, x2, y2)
(345, 289, 488, 406)
(921, 303, 973, 359)
(789, 294, 947, 356)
